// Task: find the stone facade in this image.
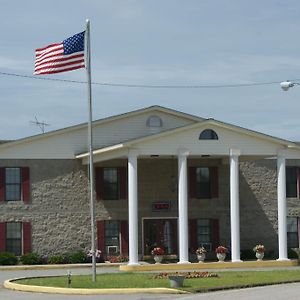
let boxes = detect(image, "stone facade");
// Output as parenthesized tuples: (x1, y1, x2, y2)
(1, 156, 299, 257)
(0, 159, 106, 255)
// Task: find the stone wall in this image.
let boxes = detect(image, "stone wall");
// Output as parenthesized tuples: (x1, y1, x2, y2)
(0, 159, 109, 255)
(1, 157, 299, 256)
(239, 160, 278, 252)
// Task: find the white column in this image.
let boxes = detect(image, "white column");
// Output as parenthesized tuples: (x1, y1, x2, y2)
(177, 148, 190, 264)
(230, 149, 242, 262)
(277, 152, 289, 261)
(128, 149, 139, 265)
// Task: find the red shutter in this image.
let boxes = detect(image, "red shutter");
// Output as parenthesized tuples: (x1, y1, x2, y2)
(298, 217, 300, 248)
(189, 219, 197, 252)
(120, 220, 128, 255)
(119, 167, 127, 199)
(210, 167, 219, 198)
(22, 167, 30, 203)
(0, 168, 5, 201)
(97, 220, 105, 254)
(0, 222, 6, 252)
(297, 168, 300, 199)
(95, 168, 103, 201)
(211, 219, 220, 251)
(23, 222, 32, 254)
(189, 167, 197, 198)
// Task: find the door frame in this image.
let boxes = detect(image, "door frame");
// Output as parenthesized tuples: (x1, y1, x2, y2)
(141, 217, 178, 257)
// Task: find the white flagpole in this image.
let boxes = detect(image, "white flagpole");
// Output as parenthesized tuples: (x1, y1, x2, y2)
(85, 19, 96, 282)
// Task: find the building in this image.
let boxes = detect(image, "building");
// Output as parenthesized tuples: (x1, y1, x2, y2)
(0, 105, 300, 264)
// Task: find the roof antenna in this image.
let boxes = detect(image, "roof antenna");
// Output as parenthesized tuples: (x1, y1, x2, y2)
(30, 116, 50, 133)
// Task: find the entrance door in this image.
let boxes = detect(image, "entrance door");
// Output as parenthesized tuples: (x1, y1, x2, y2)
(143, 218, 177, 255)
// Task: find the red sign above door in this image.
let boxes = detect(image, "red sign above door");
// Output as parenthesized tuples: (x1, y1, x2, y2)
(152, 202, 171, 211)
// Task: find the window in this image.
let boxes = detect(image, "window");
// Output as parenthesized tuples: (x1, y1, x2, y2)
(5, 168, 21, 201)
(97, 220, 128, 255)
(286, 167, 298, 198)
(105, 220, 120, 254)
(6, 222, 22, 255)
(199, 129, 218, 140)
(197, 219, 212, 251)
(103, 168, 119, 200)
(146, 115, 163, 128)
(0, 221, 31, 255)
(189, 166, 218, 199)
(196, 167, 211, 199)
(96, 167, 127, 201)
(287, 217, 299, 248)
(0, 167, 30, 202)
(189, 218, 219, 252)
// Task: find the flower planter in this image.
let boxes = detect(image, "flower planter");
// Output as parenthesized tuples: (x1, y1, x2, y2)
(216, 252, 226, 262)
(197, 253, 206, 263)
(169, 275, 185, 288)
(153, 255, 163, 264)
(255, 251, 264, 261)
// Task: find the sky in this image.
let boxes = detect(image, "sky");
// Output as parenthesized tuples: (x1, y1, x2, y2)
(1, 0, 300, 141)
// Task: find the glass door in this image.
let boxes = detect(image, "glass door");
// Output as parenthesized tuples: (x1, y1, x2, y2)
(143, 218, 177, 255)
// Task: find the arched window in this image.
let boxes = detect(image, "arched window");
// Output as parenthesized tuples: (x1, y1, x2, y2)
(146, 115, 163, 128)
(199, 129, 218, 140)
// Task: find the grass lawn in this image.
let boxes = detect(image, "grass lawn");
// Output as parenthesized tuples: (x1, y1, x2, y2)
(16, 270, 300, 293)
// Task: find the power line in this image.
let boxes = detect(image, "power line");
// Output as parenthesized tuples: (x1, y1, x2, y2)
(0, 70, 297, 89)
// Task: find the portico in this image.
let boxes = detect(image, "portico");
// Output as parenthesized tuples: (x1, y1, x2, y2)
(77, 118, 300, 265)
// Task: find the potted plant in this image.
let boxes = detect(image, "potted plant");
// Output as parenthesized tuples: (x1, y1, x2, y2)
(215, 246, 228, 262)
(195, 247, 207, 263)
(253, 244, 265, 261)
(151, 247, 165, 264)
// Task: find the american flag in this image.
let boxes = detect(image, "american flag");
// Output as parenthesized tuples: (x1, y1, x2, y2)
(34, 31, 85, 75)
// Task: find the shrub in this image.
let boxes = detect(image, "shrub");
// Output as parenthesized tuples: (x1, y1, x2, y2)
(0, 252, 18, 265)
(68, 250, 87, 264)
(241, 249, 255, 260)
(49, 254, 65, 264)
(264, 250, 275, 259)
(288, 249, 298, 259)
(20, 253, 41, 265)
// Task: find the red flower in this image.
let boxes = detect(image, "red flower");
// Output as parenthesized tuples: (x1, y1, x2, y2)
(215, 246, 228, 254)
(151, 247, 165, 255)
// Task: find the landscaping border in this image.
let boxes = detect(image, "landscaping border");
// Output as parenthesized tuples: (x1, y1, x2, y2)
(4, 277, 189, 295)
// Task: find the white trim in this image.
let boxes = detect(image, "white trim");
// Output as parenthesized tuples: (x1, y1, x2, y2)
(76, 119, 300, 161)
(76, 144, 124, 159)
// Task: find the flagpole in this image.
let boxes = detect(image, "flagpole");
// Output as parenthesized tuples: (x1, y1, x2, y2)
(85, 19, 96, 283)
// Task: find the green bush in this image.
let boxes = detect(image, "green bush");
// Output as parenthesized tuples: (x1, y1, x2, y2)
(288, 249, 299, 259)
(264, 250, 275, 259)
(0, 252, 18, 265)
(68, 250, 87, 264)
(240, 249, 255, 260)
(20, 253, 41, 265)
(48, 254, 65, 264)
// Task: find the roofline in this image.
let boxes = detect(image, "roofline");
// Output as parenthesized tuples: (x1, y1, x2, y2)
(76, 118, 300, 157)
(210, 119, 300, 148)
(76, 144, 125, 158)
(0, 105, 202, 150)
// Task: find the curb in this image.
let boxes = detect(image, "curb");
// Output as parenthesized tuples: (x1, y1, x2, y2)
(120, 259, 299, 272)
(0, 262, 121, 271)
(4, 278, 189, 295)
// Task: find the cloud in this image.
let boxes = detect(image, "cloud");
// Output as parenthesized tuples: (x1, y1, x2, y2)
(0, 56, 32, 71)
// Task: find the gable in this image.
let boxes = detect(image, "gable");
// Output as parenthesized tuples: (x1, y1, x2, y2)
(0, 108, 197, 159)
(127, 123, 297, 157)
